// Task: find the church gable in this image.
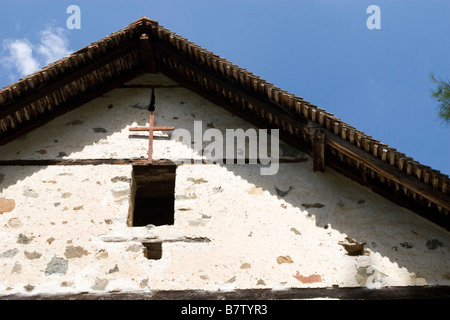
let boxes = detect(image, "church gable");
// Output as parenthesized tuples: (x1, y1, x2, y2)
(0, 17, 449, 299)
(0, 17, 448, 231)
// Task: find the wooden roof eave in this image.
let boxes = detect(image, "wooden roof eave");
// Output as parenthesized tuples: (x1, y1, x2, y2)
(0, 41, 140, 120)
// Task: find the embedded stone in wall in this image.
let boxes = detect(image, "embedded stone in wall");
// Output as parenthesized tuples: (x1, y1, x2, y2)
(12, 262, 22, 274)
(95, 250, 109, 259)
(91, 278, 108, 291)
(23, 189, 39, 198)
(0, 248, 18, 259)
(111, 176, 131, 183)
(108, 265, 119, 274)
(24, 285, 34, 292)
(301, 203, 325, 209)
(277, 256, 293, 264)
(247, 186, 264, 195)
(275, 186, 292, 197)
(256, 279, 266, 286)
(187, 177, 208, 184)
(8, 218, 22, 228)
(189, 219, 207, 226)
(64, 245, 89, 259)
(45, 256, 68, 276)
(17, 233, 33, 244)
(140, 279, 149, 288)
(400, 242, 414, 249)
(176, 192, 197, 200)
(0, 198, 15, 214)
(355, 266, 388, 289)
(293, 272, 322, 284)
(24, 251, 42, 260)
(338, 237, 367, 256)
(426, 239, 444, 250)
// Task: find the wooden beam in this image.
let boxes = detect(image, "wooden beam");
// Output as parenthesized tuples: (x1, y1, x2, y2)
(313, 129, 325, 172)
(0, 158, 308, 167)
(2, 285, 449, 300)
(0, 158, 151, 166)
(119, 84, 181, 88)
(325, 131, 450, 212)
(139, 34, 157, 73)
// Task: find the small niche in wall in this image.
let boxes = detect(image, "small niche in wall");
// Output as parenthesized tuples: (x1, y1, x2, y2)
(142, 242, 163, 260)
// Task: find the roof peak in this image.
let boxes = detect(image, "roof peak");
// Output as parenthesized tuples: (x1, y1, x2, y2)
(130, 16, 159, 27)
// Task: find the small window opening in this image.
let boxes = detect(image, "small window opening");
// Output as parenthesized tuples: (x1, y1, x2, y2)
(128, 164, 176, 227)
(143, 242, 162, 260)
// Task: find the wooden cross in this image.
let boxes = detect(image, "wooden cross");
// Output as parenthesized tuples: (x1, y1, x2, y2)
(129, 112, 174, 164)
(129, 89, 174, 164)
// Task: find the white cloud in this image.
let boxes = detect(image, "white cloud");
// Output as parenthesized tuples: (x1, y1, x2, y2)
(1, 27, 72, 80)
(37, 27, 72, 65)
(1, 39, 40, 76)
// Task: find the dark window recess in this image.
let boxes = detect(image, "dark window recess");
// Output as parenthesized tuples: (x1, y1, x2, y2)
(129, 164, 176, 227)
(143, 242, 162, 260)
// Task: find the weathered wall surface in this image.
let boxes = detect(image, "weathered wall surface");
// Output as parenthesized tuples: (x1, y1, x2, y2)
(0, 74, 449, 296)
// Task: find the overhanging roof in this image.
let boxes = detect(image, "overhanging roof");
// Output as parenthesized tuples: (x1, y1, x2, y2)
(0, 17, 448, 230)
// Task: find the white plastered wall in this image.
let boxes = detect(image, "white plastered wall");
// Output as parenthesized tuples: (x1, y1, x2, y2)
(0, 74, 448, 296)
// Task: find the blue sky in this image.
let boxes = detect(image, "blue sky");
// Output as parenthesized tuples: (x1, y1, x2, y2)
(0, 0, 449, 174)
